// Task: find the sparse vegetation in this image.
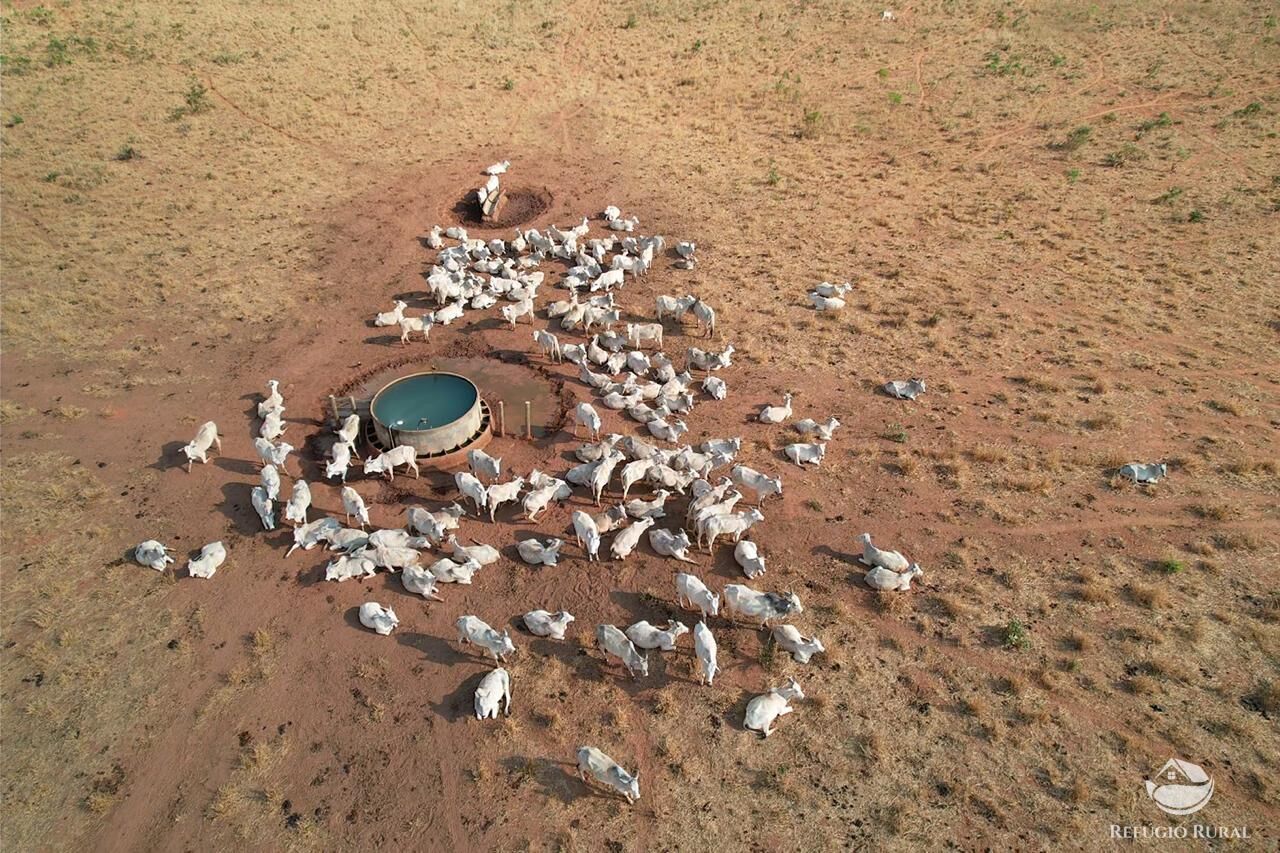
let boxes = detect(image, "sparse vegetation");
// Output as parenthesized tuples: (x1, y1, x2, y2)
(798, 108, 825, 139)
(1003, 620, 1030, 650)
(1052, 125, 1092, 152)
(1102, 143, 1145, 167)
(881, 422, 908, 443)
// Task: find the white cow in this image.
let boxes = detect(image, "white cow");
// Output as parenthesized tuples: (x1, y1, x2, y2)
(251, 486, 276, 531)
(363, 445, 420, 481)
(576, 746, 640, 804)
(883, 378, 926, 400)
(675, 572, 720, 617)
(523, 610, 575, 640)
(358, 602, 399, 635)
(625, 620, 688, 652)
(626, 322, 663, 350)
(374, 300, 407, 327)
(595, 624, 649, 678)
(1118, 462, 1168, 484)
(772, 625, 826, 664)
(730, 465, 783, 504)
(734, 539, 766, 578)
(865, 563, 924, 591)
(693, 621, 719, 685)
(723, 584, 803, 628)
(475, 470, 519, 516)
(340, 486, 370, 530)
(856, 532, 910, 572)
(517, 537, 563, 566)
(744, 677, 804, 737)
(429, 556, 480, 584)
(455, 471, 488, 515)
(186, 541, 226, 579)
(610, 517, 655, 560)
(134, 540, 174, 572)
(283, 479, 312, 526)
(398, 312, 434, 345)
(474, 668, 512, 720)
(784, 442, 826, 466)
(572, 510, 601, 562)
(533, 329, 562, 362)
(701, 507, 765, 551)
(401, 564, 445, 599)
(181, 421, 221, 471)
(456, 615, 516, 662)
(326, 552, 376, 582)
(574, 402, 602, 441)
(648, 527, 697, 563)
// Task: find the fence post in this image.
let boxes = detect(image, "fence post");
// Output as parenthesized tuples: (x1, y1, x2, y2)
(497, 401, 505, 437)
(525, 401, 532, 440)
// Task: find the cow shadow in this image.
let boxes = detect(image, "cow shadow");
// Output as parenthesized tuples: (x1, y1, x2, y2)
(396, 630, 470, 667)
(722, 688, 759, 733)
(213, 456, 263, 477)
(430, 668, 489, 722)
(217, 482, 272, 536)
(500, 756, 601, 804)
(362, 333, 406, 348)
(149, 440, 187, 472)
(812, 543, 861, 566)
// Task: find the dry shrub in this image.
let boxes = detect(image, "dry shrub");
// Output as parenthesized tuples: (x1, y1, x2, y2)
(1190, 504, 1232, 521)
(959, 696, 991, 717)
(48, 404, 89, 420)
(1077, 573, 1113, 604)
(1187, 540, 1215, 556)
(1246, 681, 1280, 715)
(1129, 583, 1167, 609)
(968, 443, 1010, 464)
(1001, 474, 1053, 495)
(893, 451, 918, 477)
(1069, 778, 1091, 804)
(873, 591, 910, 617)
(1063, 630, 1092, 652)
(1080, 411, 1119, 431)
(1127, 675, 1159, 695)
(1213, 532, 1261, 551)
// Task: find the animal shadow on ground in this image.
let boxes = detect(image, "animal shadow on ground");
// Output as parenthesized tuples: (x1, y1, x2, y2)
(218, 482, 272, 536)
(148, 440, 187, 472)
(362, 333, 406, 348)
(212, 455, 263, 477)
(609, 589, 679, 624)
(812, 543, 861, 565)
(430, 667, 489, 722)
(722, 688, 759, 734)
(500, 756, 602, 805)
(458, 316, 506, 334)
(397, 630, 470, 668)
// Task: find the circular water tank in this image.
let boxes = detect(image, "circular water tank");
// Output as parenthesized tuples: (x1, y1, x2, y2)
(370, 372, 485, 456)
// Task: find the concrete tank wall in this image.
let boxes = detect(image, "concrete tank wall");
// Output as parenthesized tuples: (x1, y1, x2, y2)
(370, 372, 485, 456)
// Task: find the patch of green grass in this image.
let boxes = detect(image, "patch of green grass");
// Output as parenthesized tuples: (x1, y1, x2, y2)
(1187, 208, 1205, 223)
(1155, 558, 1184, 575)
(798, 108, 825, 139)
(888, 91, 903, 105)
(501, 77, 514, 91)
(1151, 186, 1183, 205)
(210, 49, 243, 66)
(169, 79, 212, 121)
(984, 47, 1028, 76)
(1051, 125, 1092, 152)
(45, 36, 72, 67)
(691, 39, 703, 52)
(111, 144, 139, 162)
(0, 53, 34, 75)
(1065, 168, 1080, 184)
(621, 12, 637, 29)
(1135, 112, 1172, 137)
(1102, 143, 1144, 167)
(1003, 620, 1030, 650)
(881, 423, 908, 444)
(5, 115, 23, 128)
(1231, 101, 1262, 120)
(876, 67, 889, 79)
(766, 162, 780, 186)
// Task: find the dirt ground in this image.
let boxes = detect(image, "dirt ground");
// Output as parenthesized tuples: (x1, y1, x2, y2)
(2, 1, 1278, 849)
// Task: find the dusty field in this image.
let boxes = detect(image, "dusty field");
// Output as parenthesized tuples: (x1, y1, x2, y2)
(2, 0, 1278, 849)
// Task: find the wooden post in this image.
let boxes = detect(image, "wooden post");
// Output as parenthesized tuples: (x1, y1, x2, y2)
(329, 395, 339, 425)
(524, 401, 532, 440)
(497, 401, 506, 437)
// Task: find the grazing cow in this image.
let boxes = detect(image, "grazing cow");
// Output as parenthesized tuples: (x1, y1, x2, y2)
(693, 621, 719, 685)
(533, 328, 562, 362)
(744, 677, 804, 737)
(362, 445, 420, 481)
(572, 510, 602, 562)
(675, 572, 720, 617)
(456, 615, 516, 662)
(474, 668, 512, 720)
(576, 746, 640, 804)
(723, 584, 803, 628)
(181, 421, 222, 471)
(595, 624, 649, 679)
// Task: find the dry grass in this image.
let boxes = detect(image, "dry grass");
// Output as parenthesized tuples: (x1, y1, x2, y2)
(967, 444, 1010, 464)
(1128, 583, 1168, 610)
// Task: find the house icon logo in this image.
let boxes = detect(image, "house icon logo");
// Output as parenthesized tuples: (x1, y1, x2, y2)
(1144, 758, 1214, 815)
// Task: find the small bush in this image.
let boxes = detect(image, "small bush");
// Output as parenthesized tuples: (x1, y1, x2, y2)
(881, 423, 908, 443)
(111, 144, 138, 161)
(798, 108, 825, 139)
(621, 13, 637, 29)
(1103, 144, 1145, 167)
(1155, 558, 1183, 575)
(1052, 125, 1092, 152)
(1003, 620, 1030, 650)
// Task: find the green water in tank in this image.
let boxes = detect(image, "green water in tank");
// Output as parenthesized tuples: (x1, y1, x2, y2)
(372, 374, 477, 430)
